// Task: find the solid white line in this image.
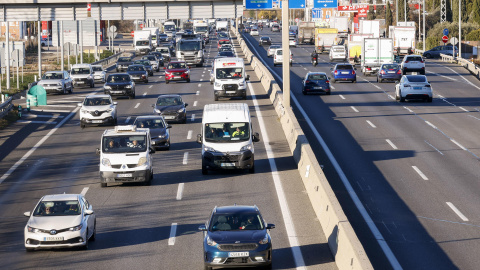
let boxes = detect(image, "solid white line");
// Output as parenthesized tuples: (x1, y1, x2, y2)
(201, 74, 204, 77)
(191, 114, 195, 121)
(366, 120, 376, 128)
(149, 85, 153, 88)
(48, 100, 81, 103)
(42, 104, 76, 108)
(0, 107, 80, 184)
(373, 85, 381, 89)
(183, 152, 189, 165)
(403, 106, 414, 113)
(196, 91, 200, 95)
(388, 94, 395, 100)
(338, 94, 344, 99)
(351, 106, 359, 112)
(193, 101, 198, 106)
(30, 109, 71, 113)
(168, 223, 178, 245)
(450, 139, 467, 151)
(176, 183, 185, 200)
(436, 64, 480, 90)
(125, 116, 131, 124)
(17, 120, 58, 125)
(459, 107, 469, 112)
(134, 103, 140, 109)
(426, 71, 457, 81)
(446, 202, 469, 221)
(24, 114, 64, 118)
(247, 81, 306, 269)
(412, 166, 429, 180)
(80, 187, 89, 196)
(242, 34, 401, 270)
(386, 139, 398, 150)
(330, 86, 335, 90)
(187, 130, 193, 140)
(198, 83, 202, 87)
(200, 79, 204, 81)
(425, 121, 437, 129)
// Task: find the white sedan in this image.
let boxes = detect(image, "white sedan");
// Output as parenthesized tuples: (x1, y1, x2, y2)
(395, 75, 432, 102)
(251, 29, 259, 36)
(24, 194, 96, 251)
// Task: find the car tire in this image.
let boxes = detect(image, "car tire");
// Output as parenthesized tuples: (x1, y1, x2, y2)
(101, 182, 107, 188)
(428, 97, 433, 102)
(202, 166, 208, 175)
(187, 78, 191, 83)
(421, 70, 425, 75)
(63, 87, 68, 94)
(114, 118, 118, 125)
(90, 220, 96, 241)
(424, 53, 431, 59)
(353, 80, 356, 83)
(326, 91, 331, 95)
(165, 80, 170, 84)
(290, 62, 292, 67)
(25, 247, 34, 252)
(402, 69, 407, 75)
(145, 79, 149, 83)
(332, 78, 336, 83)
(69, 85, 73, 94)
(399, 92, 405, 102)
(249, 165, 255, 174)
(214, 95, 219, 101)
(302, 89, 306, 95)
(83, 230, 89, 250)
(183, 117, 187, 124)
(90, 82, 95, 88)
(81, 123, 86, 129)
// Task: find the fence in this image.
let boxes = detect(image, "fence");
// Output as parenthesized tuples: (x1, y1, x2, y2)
(0, 96, 14, 119)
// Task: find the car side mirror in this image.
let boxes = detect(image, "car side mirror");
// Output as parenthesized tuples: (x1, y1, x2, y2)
(96, 148, 100, 155)
(198, 225, 207, 231)
(327, 77, 331, 80)
(152, 104, 155, 108)
(24, 211, 31, 217)
(246, 75, 250, 81)
(167, 125, 172, 129)
(196, 134, 202, 144)
(354, 68, 357, 70)
(184, 103, 188, 107)
(252, 132, 260, 142)
(113, 102, 118, 105)
(266, 223, 275, 229)
(84, 210, 94, 215)
(77, 103, 82, 107)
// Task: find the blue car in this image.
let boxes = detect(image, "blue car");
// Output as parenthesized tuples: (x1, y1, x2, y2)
(199, 205, 275, 270)
(331, 63, 356, 83)
(423, 45, 458, 59)
(377, 63, 402, 83)
(302, 72, 331, 95)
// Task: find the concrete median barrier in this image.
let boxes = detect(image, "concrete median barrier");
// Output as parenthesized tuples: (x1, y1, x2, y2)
(232, 27, 373, 270)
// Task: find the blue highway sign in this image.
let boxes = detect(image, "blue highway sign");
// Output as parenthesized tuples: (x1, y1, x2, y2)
(314, 0, 337, 9)
(280, 0, 306, 8)
(246, 0, 273, 9)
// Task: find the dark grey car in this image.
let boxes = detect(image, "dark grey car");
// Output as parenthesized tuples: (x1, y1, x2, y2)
(152, 95, 188, 124)
(423, 45, 458, 58)
(134, 116, 172, 150)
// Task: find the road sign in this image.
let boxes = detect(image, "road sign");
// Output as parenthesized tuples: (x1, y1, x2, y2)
(450, 37, 458, 45)
(109, 25, 117, 33)
(131, 31, 134, 37)
(314, 0, 337, 9)
(442, 35, 448, 43)
(295, 18, 299, 23)
(312, 8, 322, 19)
(246, 0, 273, 9)
(280, 0, 306, 9)
(87, 3, 91, 11)
(443, 28, 449, 36)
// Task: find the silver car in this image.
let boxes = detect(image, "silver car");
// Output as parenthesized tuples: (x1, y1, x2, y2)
(24, 194, 96, 251)
(395, 75, 432, 102)
(91, 65, 106, 83)
(267, 45, 281, 57)
(142, 55, 160, 72)
(38, 71, 73, 94)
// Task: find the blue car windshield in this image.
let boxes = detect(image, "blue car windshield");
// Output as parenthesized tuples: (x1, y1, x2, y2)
(210, 213, 264, 231)
(336, 65, 353, 70)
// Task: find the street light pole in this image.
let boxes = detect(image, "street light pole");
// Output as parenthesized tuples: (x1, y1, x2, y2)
(396, 0, 398, 25)
(282, 0, 290, 108)
(423, 0, 425, 51)
(459, 0, 462, 58)
(404, 0, 407, 22)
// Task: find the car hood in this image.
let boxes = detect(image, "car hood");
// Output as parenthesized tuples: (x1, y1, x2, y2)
(127, 71, 147, 75)
(166, 69, 188, 73)
(105, 82, 132, 87)
(38, 79, 62, 84)
(209, 230, 266, 243)
(93, 71, 104, 75)
(155, 105, 184, 113)
(28, 215, 82, 230)
(149, 128, 167, 138)
(83, 105, 114, 111)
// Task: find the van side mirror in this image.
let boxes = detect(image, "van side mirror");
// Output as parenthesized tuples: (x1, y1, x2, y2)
(196, 134, 202, 144)
(266, 223, 275, 229)
(252, 132, 260, 142)
(77, 103, 82, 107)
(113, 102, 118, 105)
(96, 148, 100, 155)
(24, 211, 31, 217)
(84, 210, 94, 215)
(184, 103, 188, 107)
(198, 225, 207, 231)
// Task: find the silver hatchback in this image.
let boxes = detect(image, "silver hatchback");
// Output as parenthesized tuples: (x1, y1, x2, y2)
(38, 71, 73, 94)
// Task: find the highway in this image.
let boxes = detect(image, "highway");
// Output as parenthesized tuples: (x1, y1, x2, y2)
(242, 28, 480, 269)
(0, 33, 337, 269)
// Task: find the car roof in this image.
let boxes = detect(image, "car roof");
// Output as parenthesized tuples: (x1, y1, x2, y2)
(135, 115, 165, 120)
(42, 194, 80, 201)
(158, 94, 182, 98)
(72, 64, 91, 68)
(214, 205, 260, 214)
(109, 73, 130, 76)
(405, 75, 427, 80)
(91, 65, 102, 68)
(86, 94, 110, 98)
(45, 71, 63, 73)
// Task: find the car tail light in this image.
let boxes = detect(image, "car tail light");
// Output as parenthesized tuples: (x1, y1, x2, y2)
(397, 70, 402, 74)
(421, 67, 425, 69)
(380, 70, 386, 74)
(334, 70, 338, 75)
(405, 60, 409, 63)
(326, 80, 329, 84)
(404, 84, 411, 87)
(305, 80, 310, 84)
(352, 70, 356, 75)
(420, 60, 424, 63)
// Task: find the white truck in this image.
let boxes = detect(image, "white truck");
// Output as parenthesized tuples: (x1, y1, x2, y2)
(134, 30, 152, 55)
(194, 21, 209, 37)
(213, 58, 250, 101)
(142, 27, 160, 47)
(163, 21, 177, 40)
(389, 26, 416, 56)
(359, 20, 381, 38)
(176, 34, 205, 67)
(330, 17, 349, 38)
(361, 38, 394, 76)
(216, 21, 228, 32)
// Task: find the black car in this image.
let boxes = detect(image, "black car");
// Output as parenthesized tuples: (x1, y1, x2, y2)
(148, 52, 165, 67)
(116, 57, 133, 72)
(103, 73, 135, 99)
(217, 51, 235, 58)
(302, 72, 331, 95)
(134, 115, 172, 150)
(259, 36, 272, 46)
(152, 95, 188, 124)
(199, 205, 275, 270)
(127, 65, 149, 83)
(134, 60, 154, 76)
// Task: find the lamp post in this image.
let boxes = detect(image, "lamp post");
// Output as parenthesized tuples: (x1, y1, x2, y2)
(423, 0, 425, 51)
(282, 0, 290, 108)
(459, 0, 462, 58)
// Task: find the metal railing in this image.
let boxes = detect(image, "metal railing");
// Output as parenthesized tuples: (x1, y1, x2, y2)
(439, 53, 480, 80)
(0, 96, 14, 119)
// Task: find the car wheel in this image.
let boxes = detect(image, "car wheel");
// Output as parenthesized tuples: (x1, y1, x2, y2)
(187, 78, 191, 83)
(25, 247, 34, 252)
(214, 95, 219, 101)
(210, 81, 213, 85)
(114, 118, 118, 125)
(399, 92, 405, 102)
(165, 80, 169, 84)
(273, 63, 276, 66)
(101, 182, 107, 188)
(428, 97, 433, 102)
(69, 85, 73, 93)
(421, 70, 425, 75)
(332, 78, 336, 83)
(203, 264, 212, 270)
(83, 230, 89, 250)
(202, 166, 208, 175)
(263, 263, 272, 270)
(326, 91, 331, 95)
(90, 220, 96, 241)
(353, 80, 356, 83)
(63, 87, 68, 94)
(81, 123, 86, 129)
(249, 165, 255, 174)
(290, 62, 292, 67)
(424, 53, 431, 59)
(402, 69, 407, 75)
(90, 82, 95, 88)
(145, 79, 149, 83)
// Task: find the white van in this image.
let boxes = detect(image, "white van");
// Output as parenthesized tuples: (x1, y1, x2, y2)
(97, 125, 155, 187)
(213, 58, 250, 101)
(329, 45, 347, 62)
(196, 103, 260, 175)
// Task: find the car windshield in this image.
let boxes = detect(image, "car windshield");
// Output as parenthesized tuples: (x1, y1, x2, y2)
(107, 74, 131, 82)
(143, 56, 156, 61)
(42, 72, 63, 80)
(84, 97, 111, 106)
(308, 74, 327, 80)
(218, 33, 228, 38)
(128, 65, 145, 71)
(216, 67, 243, 79)
(164, 25, 175, 31)
(118, 57, 131, 62)
(92, 67, 103, 72)
(160, 34, 167, 38)
(196, 26, 208, 32)
(383, 64, 399, 70)
(167, 63, 187, 69)
(270, 46, 280, 50)
(333, 47, 345, 52)
(71, 68, 90, 74)
(33, 200, 81, 216)
(276, 50, 283, 55)
(135, 118, 165, 129)
(156, 96, 182, 106)
(210, 213, 264, 231)
(136, 40, 149, 46)
(406, 75, 427, 82)
(157, 48, 169, 53)
(219, 40, 230, 45)
(178, 41, 201, 51)
(261, 37, 269, 40)
(219, 51, 235, 57)
(134, 60, 150, 66)
(406, 56, 423, 62)
(336, 65, 353, 70)
(103, 135, 147, 153)
(204, 122, 250, 142)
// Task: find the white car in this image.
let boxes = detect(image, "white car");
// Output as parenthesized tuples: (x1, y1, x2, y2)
(78, 94, 118, 128)
(251, 29, 259, 36)
(273, 48, 293, 67)
(400, 55, 425, 75)
(24, 194, 96, 251)
(91, 65, 106, 83)
(329, 45, 347, 62)
(289, 37, 297, 47)
(267, 45, 281, 57)
(395, 75, 432, 102)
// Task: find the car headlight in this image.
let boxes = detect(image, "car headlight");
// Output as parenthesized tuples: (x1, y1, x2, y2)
(125, 85, 132, 89)
(81, 109, 88, 114)
(214, 82, 221, 87)
(104, 85, 112, 90)
(240, 144, 252, 152)
(154, 108, 161, 114)
(239, 82, 245, 87)
(102, 158, 111, 167)
(107, 108, 113, 112)
(159, 134, 166, 138)
(204, 146, 216, 152)
(259, 234, 269, 244)
(206, 236, 217, 246)
(27, 226, 39, 233)
(69, 224, 83, 231)
(138, 157, 147, 166)
(177, 108, 185, 113)
(57, 82, 62, 86)
(87, 75, 93, 80)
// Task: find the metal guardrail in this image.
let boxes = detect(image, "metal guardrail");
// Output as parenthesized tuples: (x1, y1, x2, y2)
(0, 96, 14, 119)
(439, 53, 480, 80)
(414, 49, 425, 55)
(91, 49, 131, 68)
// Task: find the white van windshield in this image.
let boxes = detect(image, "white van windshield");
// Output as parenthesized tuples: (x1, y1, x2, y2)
(103, 135, 147, 153)
(216, 68, 243, 79)
(205, 123, 250, 142)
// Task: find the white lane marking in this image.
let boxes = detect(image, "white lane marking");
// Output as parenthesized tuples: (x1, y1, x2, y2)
(24, 114, 64, 118)
(412, 166, 429, 180)
(201, 74, 204, 77)
(403, 106, 414, 113)
(183, 152, 189, 165)
(459, 107, 469, 112)
(198, 84, 202, 87)
(351, 106, 359, 112)
(29, 109, 71, 113)
(386, 139, 398, 150)
(446, 202, 469, 221)
(176, 183, 185, 200)
(373, 85, 381, 89)
(187, 130, 193, 140)
(242, 34, 402, 269)
(134, 103, 140, 109)
(149, 85, 153, 88)
(425, 121, 437, 129)
(247, 81, 306, 269)
(436, 64, 480, 90)
(202, 71, 205, 74)
(437, 94, 445, 99)
(303, 67, 307, 70)
(366, 120, 376, 128)
(450, 139, 467, 151)
(468, 115, 480, 121)
(387, 94, 395, 100)
(125, 116, 131, 124)
(330, 86, 335, 90)
(0, 107, 80, 184)
(338, 94, 344, 99)
(200, 79, 204, 81)
(80, 187, 89, 196)
(17, 120, 57, 125)
(426, 71, 457, 81)
(159, 76, 162, 79)
(193, 101, 198, 107)
(425, 140, 444, 155)
(40, 104, 76, 108)
(168, 223, 178, 245)
(143, 92, 147, 96)
(191, 114, 196, 121)
(196, 91, 200, 96)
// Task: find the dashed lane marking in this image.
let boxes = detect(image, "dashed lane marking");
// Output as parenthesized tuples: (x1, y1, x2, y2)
(412, 166, 429, 180)
(366, 120, 376, 128)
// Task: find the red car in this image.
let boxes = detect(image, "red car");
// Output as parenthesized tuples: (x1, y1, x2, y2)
(218, 39, 230, 48)
(164, 61, 190, 84)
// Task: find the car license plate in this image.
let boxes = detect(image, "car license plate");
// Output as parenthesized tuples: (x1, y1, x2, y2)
(388, 71, 396, 73)
(226, 91, 236, 94)
(133, 77, 140, 80)
(44, 236, 64, 241)
(314, 87, 322, 89)
(111, 91, 122, 94)
(164, 116, 175, 119)
(341, 72, 350, 74)
(174, 76, 181, 79)
(411, 72, 418, 75)
(413, 87, 422, 90)
(117, 173, 132, 178)
(76, 81, 84, 84)
(92, 120, 103, 123)
(221, 163, 235, 167)
(229, 252, 249, 257)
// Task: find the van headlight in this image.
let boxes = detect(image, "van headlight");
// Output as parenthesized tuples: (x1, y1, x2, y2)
(57, 82, 62, 86)
(81, 109, 88, 114)
(104, 85, 112, 90)
(239, 82, 245, 87)
(87, 75, 93, 80)
(154, 108, 161, 114)
(240, 144, 252, 152)
(214, 82, 221, 87)
(102, 158, 111, 167)
(125, 85, 132, 89)
(204, 146, 216, 152)
(138, 157, 147, 166)
(177, 108, 185, 113)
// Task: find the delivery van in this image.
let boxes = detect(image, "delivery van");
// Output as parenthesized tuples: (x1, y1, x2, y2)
(213, 58, 249, 101)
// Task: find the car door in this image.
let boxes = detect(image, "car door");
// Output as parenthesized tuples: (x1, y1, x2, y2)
(64, 71, 72, 89)
(81, 197, 94, 237)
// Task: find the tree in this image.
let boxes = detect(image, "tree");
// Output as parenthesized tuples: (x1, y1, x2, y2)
(386, 2, 393, 36)
(446, 0, 453, 22)
(367, 0, 376, 20)
(453, 0, 459, 22)
(398, 0, 410, 22)
(471, 0, 480, 24)
(376, 0, 385, 19)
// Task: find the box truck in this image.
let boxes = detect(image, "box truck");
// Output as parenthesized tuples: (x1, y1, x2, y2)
(359, 20, 380, 38)
(361, 38, 394, 76)
(315, 28, 338, 53)
(134, 30, 152, 55)
(330, 17, 349, 38)
(389, 26, 416, 55)
(298, 22, 315, 44)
